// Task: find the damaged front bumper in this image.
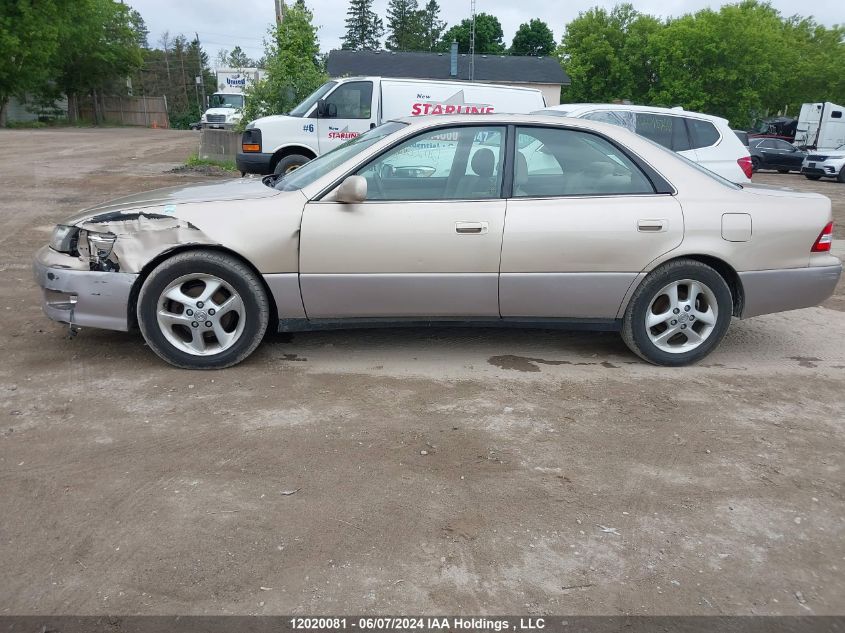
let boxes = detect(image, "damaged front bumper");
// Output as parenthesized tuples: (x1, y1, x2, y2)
(33, 245, 138, 332)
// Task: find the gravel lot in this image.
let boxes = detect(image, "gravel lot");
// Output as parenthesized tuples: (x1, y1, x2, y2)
(1, 128, 843, 616)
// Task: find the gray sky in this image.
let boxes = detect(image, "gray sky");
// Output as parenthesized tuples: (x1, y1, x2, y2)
(128, 0, 845, 65)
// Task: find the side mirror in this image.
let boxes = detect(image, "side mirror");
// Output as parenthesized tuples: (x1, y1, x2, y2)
(316, 99, 337, 118)
(336, 175, 367, 203)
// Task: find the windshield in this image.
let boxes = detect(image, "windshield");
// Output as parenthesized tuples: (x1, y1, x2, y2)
(533, 109, 569, 117)
(289, 81, 337, 117)
(274, 121, 408, 191)
(209, 94, 244, 109)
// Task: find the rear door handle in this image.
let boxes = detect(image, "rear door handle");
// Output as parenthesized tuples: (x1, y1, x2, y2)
(637, 219, 668, 233)
(456, 221, 488, 235)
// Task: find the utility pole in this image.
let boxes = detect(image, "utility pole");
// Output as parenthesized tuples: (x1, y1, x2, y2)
(469, 0, 476, 81)
(195, 32, 206, 111)
(275, 0, 285, 24)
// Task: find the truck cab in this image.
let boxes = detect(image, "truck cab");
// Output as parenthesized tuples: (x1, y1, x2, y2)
(201, 92, 246, 130)
(236, 76, 546, 176)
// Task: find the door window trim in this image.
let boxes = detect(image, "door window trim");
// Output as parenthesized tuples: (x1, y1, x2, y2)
(506, 124, 675, 199)
(315, 123, 512, 202)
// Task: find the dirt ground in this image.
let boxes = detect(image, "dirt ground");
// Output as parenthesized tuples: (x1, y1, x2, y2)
(0, 128, 843, 616)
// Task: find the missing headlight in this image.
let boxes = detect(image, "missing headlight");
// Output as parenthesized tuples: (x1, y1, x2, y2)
(86, 231, 119, 272)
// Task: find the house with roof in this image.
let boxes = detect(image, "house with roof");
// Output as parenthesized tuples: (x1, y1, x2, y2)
(326, 47, 570, 106)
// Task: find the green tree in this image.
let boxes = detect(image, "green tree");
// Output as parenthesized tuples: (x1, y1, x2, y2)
(438, 13, 505, 54)
(0, 0, 62, 126)
(342, 0, 384, 50)
(510, 19, 555, 56)
(416, 0, 446, 51)
(53, 0, 143, 123)
(226, 46, 255, 68)
(558, 4, 660, 103)
(241, 1, 327, 124)
(386, 0, 422, 51)
(646, 1, 797, 126)
(128, 8, 149, 49)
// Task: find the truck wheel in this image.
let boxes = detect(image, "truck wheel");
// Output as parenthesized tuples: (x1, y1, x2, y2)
(274, 154, 310, 176)
(805, 174, 822, 180)
(137, 251, 270, 369)
(621, 259, 733, 367)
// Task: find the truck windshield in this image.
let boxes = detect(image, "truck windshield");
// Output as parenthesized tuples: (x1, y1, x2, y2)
(210, 94, 244, 109)
(275, 121, 408, 192)
(289, 81, 337, 117)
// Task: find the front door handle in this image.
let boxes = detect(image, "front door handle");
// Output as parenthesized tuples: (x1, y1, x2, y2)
(456, 221, 488, 235)
(637, 219, 668, 233)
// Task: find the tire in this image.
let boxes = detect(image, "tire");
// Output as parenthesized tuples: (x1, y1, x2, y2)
(805, 174, 822, 181)
(273, 154, 310, 176)
(838, 167, 845, 183)
(777, 168, 789, 174)
(621, 259, 733, 366)
(751, 157, 761, 172)
(137, 251, 270, 369)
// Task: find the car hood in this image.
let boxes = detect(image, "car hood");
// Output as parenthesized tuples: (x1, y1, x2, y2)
(64, 178, 280, 225)
(810, 150, 845, 158)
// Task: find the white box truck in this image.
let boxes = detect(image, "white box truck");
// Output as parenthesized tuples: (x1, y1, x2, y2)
(793, 102, 845, 150)
(236, 76, 546, 175)
(201, 67, 267, 130)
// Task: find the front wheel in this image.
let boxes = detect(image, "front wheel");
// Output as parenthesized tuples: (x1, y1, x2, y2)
(137, 251, 270, 369)
(273, 154, 310, 176)
(838, 168, 845, 183)
(621, 260, 733, 366)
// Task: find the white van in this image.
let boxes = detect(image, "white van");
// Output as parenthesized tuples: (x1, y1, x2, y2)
(537, 104, 752, 182)
(236, 76, 546, 175)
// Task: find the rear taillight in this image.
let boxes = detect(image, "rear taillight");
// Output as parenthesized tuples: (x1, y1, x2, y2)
(811, 221, 834, 252)
(737, 156, 753, 179)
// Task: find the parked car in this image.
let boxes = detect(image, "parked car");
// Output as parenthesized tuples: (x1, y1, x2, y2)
(34, 115, 841, 369)
(535, 104, 752, 182)
(733, 130, 749, 146)
(802, 144, 845, 182)
(237, 77, 546, 176)
(748, 116, 797, 142)
(748, 138, 806, 173)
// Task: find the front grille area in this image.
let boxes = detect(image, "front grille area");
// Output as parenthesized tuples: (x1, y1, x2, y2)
(807, 154, 828, 161)
(206, 114, 226, 123)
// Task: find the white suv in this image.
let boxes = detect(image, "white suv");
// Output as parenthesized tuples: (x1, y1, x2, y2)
(537, 104, 752, 182)
(802, 145, 845, 183)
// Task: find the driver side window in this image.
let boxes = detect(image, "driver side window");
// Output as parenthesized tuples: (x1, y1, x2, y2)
(356, 126, 505, 201)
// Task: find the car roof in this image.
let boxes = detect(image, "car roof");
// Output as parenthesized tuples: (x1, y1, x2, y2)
(392, 112, 621, 129)
(542, 103, 729, 125)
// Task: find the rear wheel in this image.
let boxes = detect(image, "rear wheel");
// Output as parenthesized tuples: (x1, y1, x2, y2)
(137, 251, 269, 369)
(777, 168, 790, 174)
(621, 260, 733, 366)
(751, 156, 761, 172)
(273, 154, 310, 176)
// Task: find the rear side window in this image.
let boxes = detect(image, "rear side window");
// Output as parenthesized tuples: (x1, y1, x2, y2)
(687, 118, 720, 149)
(832, 111, 842, 119)
(513, 127, 655, 197)
(633, 113, 691, 152)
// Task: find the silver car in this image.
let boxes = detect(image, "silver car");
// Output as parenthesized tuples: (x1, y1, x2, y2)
(34, 115, 842, 369)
